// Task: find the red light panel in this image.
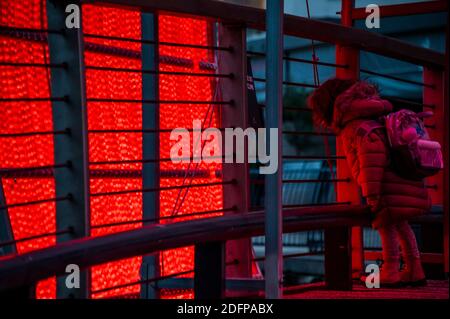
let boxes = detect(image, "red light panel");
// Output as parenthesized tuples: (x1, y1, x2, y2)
(0, 0, 56, 299)
(1, 0, 222, 299)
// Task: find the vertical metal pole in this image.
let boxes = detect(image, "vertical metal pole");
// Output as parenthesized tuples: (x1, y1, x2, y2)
(423, 68, 445, 277)
(264, 0, 283, 299)
(219, 24, 253, 279)
(0, 181, 16, 256)
(335, 0, 363, 281)
(140, 12, 160, 299)
(444, 8, 449, 275)
(46, 0, 90, 298)
(324, 226, 352, 290)
(194, 241, 225, 299)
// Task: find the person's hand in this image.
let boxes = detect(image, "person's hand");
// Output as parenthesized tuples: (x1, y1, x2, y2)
(366, 195, 381, 212)
(380, 99, 393, 113)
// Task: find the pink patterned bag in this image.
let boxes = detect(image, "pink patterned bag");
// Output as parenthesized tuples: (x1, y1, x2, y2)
(385, 109, 443, 180)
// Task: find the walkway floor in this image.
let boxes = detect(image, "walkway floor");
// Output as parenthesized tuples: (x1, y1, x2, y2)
(284, 280, 449, 299)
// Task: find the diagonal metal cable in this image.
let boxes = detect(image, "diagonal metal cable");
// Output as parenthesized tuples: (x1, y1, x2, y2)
(169, 47, 223, 218)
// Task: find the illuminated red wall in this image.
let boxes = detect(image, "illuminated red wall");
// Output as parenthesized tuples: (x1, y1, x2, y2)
(0, 0, 222, 299)
(0, 0, 56, 299)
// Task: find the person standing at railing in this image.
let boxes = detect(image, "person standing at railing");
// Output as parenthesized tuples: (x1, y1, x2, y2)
(308, 78, 434, 287)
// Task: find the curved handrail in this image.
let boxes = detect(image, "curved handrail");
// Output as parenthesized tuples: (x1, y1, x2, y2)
(0, 205, 370, 292)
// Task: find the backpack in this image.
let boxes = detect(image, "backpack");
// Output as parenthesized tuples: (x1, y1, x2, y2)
(358, 109, 443, 181)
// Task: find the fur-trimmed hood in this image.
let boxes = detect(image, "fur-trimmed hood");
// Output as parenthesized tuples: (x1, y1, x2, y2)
(332, 81, 393, 133)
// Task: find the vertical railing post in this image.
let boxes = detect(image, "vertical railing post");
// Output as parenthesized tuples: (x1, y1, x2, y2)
(324, 226, 352, 290)
(218, 25, 253, 280)
(46, 0, 90, 298)
(0, 182, 15, 256)
(423, 67, 446, 276)
(333, 0, 362, 284)
(140, 12, 160, 300)
(265, 0, 283, 299)
(444, 9, 449, 275)
(194, 241, 225, 299)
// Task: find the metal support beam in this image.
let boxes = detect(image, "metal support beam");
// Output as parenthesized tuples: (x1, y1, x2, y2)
(46, 0, 90, 298)
(336, 0, 362, 282)
(0, 204, 372, 292)
(324, 226, 352, 290)
(444, 7, 449, 275)
(84, 0, 445, 68)
(264, 0, 283, 299)
(0, 181, 16, 256)
(423, 66, 446, 277)
(350, 1, 448, 19)
(194, 241, 225, 299)
(140, 12, 160, 300)
(218, 24, 253, 279)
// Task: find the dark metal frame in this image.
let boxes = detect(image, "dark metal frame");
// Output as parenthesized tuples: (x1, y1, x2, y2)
(264, 0, 283, 298)
(46, 0, 91, 298)
(140, 12, 160, 299)
(218, 23, 253, 282)
(81, 0, 445, 67)
(0, 204, 371, 292)
(349, 0, 448, 19)
(0, 181, 15, 256)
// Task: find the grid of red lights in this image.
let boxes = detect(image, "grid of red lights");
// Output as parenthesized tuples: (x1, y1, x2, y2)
(0, 0, 223, 299)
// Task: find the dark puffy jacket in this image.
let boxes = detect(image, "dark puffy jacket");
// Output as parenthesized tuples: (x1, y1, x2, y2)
(332, 81, 431, 229)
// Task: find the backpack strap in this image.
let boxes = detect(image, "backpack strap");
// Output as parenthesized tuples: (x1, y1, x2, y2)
(356, 121, 384, 140)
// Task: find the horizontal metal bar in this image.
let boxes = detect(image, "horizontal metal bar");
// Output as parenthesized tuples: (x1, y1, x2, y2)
(258, 104, 311, 112)
(247, 51, 348, 68)
(87, 98, 233, 105)
(89, 169, 212, 179)
(361, 69, 434, 88)
(0, 97, 67, 103)
(0, 25, 62, 35)
(89, 169, 142, 178)
(88, 127, 227, 134)
(0, 129, 69, 138)
(283, 178, 350, 184)
(0, 204, 372, 291)
(281, 202, 352, 208)
(349, 1, 448, 19)
(81, 0, 445, 68)
(0, 194, 72, 210)
(0, 228, 73, 249)
(0, 168, 218, 179)
(253, 77, 317, 88)
(91, 207, 236, 229)
(91, 269, 195, 295)
(0, 62, 67, 68)
(365, 251, 444, 264)
(283, 130, 336, 136)
(90, 180, 234, 197)
(89, 155, 230, 166)
(282, 155, 346, 160)
(383, 96, 435, 109)
(253, 251, 324, 262)
(251, 178, 350, 185)
(249, 202, 353, 211)
(83, 33, 233, 51)
(0, 162, 70, 177)
(85, 65, 233, 78)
